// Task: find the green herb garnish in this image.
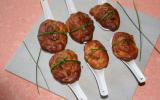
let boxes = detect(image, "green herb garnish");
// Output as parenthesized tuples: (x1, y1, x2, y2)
(90, 48, 106, 52)
(38, 31, 67, 37)
(23, 41, 50, 92)
(117, 1, 160, 55)
(70, 21, 93, 33)
(51, 57, 81, 71)
(35, 48, 42, 94)
(100, 10, 115, 21)
(132, 0, 142, 61)
(112, 38, 134, 47)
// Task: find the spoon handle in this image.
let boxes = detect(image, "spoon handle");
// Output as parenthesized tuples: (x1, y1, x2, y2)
(97, 0, 107, 4)
(40, 0, 54, 20)
(65, 0, 77, 15)
(125, 60, 146, 83)
(94, 69, 109, 97)
(87, 63, 108, 97)
(68, 81, 88, 100)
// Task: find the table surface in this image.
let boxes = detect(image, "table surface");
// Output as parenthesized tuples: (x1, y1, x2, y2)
(0, 0, 160, 100)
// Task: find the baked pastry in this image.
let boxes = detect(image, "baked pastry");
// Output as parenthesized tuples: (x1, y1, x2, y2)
(38, 19, 68, 53)
(90, 3, 120, 31)
(84, 40, 109, 69)
(112, 32, 138, 61)
(66, 11, 95, 43)
(49, 49, 81, 84)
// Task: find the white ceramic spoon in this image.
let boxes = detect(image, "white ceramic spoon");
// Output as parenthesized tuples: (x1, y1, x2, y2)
(40, 0, 54, 20)
(96, 0, 110, 31)
(97, 0, 107, 4)
(65, 0, 109, 97)
(68, 81, 87, 100)
(110, 36, 146, 83)
(86, 63, 109, 97)
(40, 0, 87, 100)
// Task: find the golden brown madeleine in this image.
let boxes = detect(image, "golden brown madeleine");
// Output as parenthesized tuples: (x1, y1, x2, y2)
(38, 19, 68, 53)
(49, 49, 81, 84)
(90, 3, 120, 31)
(66, 11, 95, 43)
(112, 32, 138, 61)
(84, 40, 109, 70)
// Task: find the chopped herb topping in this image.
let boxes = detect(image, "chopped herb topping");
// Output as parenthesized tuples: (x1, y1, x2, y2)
(100, 10, 115, 21)
(38, 31, 67, 37)
(90, 48, 106, 52)
(51, 56, 80, 71)
(112, 38, 134, 47)
(70, 21, 93, 33)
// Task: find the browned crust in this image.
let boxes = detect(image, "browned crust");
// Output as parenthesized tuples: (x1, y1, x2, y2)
(112, 32, 138, 61)
(49, 49, 81, 84)
(90, 3, 120, 31)
(84, 40, 109, 69)
(66, 11, 95, 43)
(38, 19, 68, 53)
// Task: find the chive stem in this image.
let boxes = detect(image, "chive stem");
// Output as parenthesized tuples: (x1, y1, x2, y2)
(133, 0, 142, 61)
(70, 21, 93, 33)
(51, 58, 80, 71)
(100, 10, 115, 21)
(90, 48, 106, 52)
(117, 1, 160, 54)
(38, 31, 67, 37)
(23, 41, 50, 92)
(112, 38, 134, 47)
(35, 48, 42, 94)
